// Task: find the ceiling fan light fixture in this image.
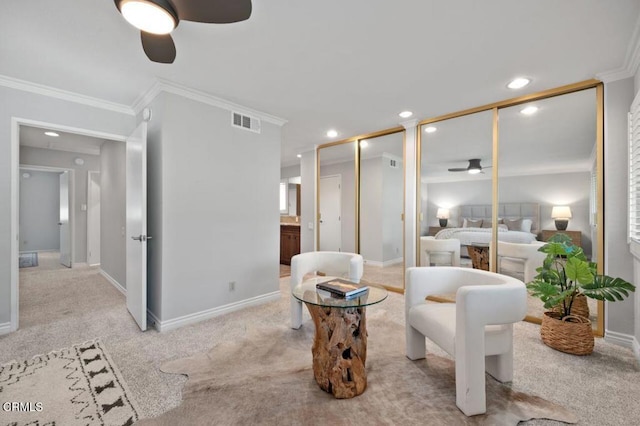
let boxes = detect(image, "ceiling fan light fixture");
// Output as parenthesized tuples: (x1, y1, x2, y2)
(468, 168, 482, 174)
(118, 0, 177, 35)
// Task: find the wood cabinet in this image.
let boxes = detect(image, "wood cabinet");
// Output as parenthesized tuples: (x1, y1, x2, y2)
(280, 225, 301, 265)
(540, 229, 582, 248)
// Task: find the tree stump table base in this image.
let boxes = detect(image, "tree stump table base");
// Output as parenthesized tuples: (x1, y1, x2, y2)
(305, 303, 368, 399)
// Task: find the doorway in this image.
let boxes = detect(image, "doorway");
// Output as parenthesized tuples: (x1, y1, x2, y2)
(319, 174, 342, 251)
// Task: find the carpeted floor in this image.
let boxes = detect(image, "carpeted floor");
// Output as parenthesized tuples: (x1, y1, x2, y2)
(1, 264, 639, 424)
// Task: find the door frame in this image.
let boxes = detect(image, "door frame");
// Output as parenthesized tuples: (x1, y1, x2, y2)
(318, 174, 342, 251)
(19, 164, 76, 266)
(10, 117, 126, 332)
(87, 170, 101, 266)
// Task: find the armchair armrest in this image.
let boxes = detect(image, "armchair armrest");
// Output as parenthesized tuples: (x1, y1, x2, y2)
(456, 282, 526, 327)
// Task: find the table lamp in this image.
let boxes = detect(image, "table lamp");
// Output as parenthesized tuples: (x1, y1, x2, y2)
(436, 208, 450, 227)
(551, 206, 572, 231)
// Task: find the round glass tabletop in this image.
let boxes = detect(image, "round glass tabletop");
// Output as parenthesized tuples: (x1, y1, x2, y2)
(292, 276, 388, 308)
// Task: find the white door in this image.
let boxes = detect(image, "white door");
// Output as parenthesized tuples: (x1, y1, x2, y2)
(59, 171, 72, 268)
(87, 171, 101, 265)
(319, 175, 342, 251)
(126, 123, 148, 331)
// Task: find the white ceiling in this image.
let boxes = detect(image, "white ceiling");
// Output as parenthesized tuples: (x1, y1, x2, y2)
(20, 125, 107, 156)
(2, 1, 639, 167)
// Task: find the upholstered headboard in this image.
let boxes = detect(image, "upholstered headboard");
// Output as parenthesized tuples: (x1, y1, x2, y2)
(458, 203, 540, 233)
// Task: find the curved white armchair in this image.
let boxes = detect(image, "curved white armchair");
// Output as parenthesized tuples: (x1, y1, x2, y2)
(420, 236, 461, 267)
(290, 251, 363, 329)
(405, 267, 526, 416)
(495, 241, 546, 283)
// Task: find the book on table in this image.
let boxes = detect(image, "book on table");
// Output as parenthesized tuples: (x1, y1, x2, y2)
(316, 278, 369, 298)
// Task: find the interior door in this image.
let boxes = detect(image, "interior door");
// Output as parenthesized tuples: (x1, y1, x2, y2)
(319, 175, 342, 251)
(59, 171, 71, 268)
(87, 172, 101, 265)
(126, 122, 148, 331)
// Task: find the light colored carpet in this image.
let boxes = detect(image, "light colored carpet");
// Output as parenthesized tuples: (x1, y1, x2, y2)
(0, 339, 139, 425)
(138, 314, 577, 426)
(1, 266, 639, 424)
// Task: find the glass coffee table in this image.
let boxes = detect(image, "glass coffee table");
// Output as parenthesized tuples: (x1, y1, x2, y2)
(292, 277, 388, 399)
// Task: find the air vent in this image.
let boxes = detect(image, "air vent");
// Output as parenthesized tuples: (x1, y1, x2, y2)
(389, 159, 398, 168)
(232, 112, 261, 133)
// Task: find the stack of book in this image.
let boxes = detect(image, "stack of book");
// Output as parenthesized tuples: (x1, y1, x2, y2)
(316, 278, 369, 299)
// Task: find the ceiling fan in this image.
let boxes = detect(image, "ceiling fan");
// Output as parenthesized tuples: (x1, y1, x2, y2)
(448, 159, 491, 174)
(114, 0, 252, 64)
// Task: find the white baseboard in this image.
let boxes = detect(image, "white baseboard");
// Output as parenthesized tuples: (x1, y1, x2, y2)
(147, 310, 161, 331)
(99, 269, 126, 296)
(604, 330, 635, 348)
(365, 257, 403, 268)
(154, 291, 281, 332)
(0, 322, 11, 336)
(633, 337, 640, 365)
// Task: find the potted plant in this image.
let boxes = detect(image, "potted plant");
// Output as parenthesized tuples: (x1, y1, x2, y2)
(527, 233, 635, 355)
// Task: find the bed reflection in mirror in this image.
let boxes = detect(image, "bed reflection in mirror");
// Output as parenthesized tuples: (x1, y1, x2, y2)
(419, 110, 494, 275)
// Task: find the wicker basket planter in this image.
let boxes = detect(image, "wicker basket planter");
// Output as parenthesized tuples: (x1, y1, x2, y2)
(551, 293, 590, 319)
(540, 311, 594, 355)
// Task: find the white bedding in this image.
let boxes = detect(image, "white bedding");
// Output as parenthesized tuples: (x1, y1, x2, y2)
(435, 227, 537, 245)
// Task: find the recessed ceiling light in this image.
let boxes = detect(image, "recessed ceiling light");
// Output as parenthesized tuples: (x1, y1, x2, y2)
(22, 172, 31, 179)
(360, 140, 369, 148)
(520, 105, 539, 115)
(118, 0, 177, 35)
(424, 126, 437, 133)
(44, 131, 59, 137)
(296, 154, 302, 158)
(507, 78, 531, 89)
(326, 129, 338, 138)
(399, 111, 413, 118)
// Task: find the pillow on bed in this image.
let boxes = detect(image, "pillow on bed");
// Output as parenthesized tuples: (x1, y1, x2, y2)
(498, 224, 508, 231)
(464, 218, 483, 228)
(504, 218, 522, 231)
(521, 218, 533, 233)
(481, 220, 492, 228)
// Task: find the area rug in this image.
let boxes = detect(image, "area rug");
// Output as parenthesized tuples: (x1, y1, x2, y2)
(18, 252, 38, 268)
(0, 340, 139, 426)
(139, 313, 577, 425)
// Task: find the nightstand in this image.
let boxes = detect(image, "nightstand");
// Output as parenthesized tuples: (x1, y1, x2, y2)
(540, 229, 582, 248)
(427, 226, 445, 236)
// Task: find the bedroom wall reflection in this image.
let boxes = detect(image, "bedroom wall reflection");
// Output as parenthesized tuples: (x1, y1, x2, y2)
(497, 88, 598, 326)
(317, 142, 357, 253)
(358, 131, 404, 290)
(419, 110, 493, 269)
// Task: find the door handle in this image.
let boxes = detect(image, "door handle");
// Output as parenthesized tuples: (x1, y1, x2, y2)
(131, 235, 153, 242)
(58, 222, 63, 225)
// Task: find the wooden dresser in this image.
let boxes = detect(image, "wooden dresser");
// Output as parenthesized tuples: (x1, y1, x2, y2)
(539, 229, 582, 248)
(280, 225, 301, 265)
(427, 226, 445, 236)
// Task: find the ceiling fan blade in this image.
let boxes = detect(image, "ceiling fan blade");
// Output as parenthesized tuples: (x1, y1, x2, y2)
(141, 32, 176, 64)
(447, 168, 468, 172)
(171, 0, 252, 24)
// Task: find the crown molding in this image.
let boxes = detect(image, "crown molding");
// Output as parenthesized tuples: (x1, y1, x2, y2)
(0, 74, 135, 116)
(133, 78, 288, 127)
(597, 13, 640, 83)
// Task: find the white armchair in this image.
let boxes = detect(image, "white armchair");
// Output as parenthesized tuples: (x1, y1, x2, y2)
(495, 241, 546, 283)
(290, 251, 364, 329)
(420, 236, 461, 267)
(405, 267, 526, 416)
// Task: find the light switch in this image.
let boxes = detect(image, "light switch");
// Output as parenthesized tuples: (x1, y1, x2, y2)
(121, 227, 125, 236)
(308, 222, 314, 230)
(81, 204, 87, 211)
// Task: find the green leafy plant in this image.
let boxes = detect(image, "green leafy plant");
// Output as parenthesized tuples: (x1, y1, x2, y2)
(527, 233, 635, 319)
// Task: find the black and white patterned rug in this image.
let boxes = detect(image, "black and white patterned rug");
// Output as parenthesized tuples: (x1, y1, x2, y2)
(0, 340, 139, 426)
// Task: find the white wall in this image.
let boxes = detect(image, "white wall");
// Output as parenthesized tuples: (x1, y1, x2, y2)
(0, 85, 134, 326)
(605, 77, 636, 339)
(20, 146, 102, 263)
(299, 149, 315, 253)
(360, 157, 383, 262)
(19, 170, 60, 252)
(281, 164, 300, 180)
(149, 93, 281, 322)
(382, 155, 404, 263)
(100, 141, 126, 287)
